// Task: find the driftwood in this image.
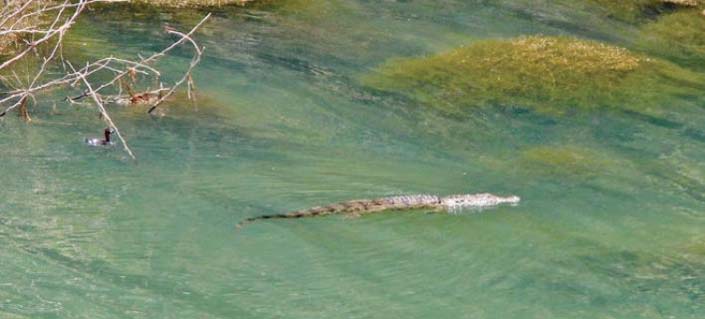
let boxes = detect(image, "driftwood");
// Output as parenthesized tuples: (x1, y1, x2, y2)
(0, 0, 210, 159)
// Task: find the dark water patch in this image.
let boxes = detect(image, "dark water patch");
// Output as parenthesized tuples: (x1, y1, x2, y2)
(642, 164, 705, 203)
(255, 52, 335, 77)
(620, 110, 684, 129)
(683, 127, 705, 143)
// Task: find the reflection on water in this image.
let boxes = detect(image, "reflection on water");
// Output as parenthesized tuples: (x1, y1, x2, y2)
(1, 1, 705, 318)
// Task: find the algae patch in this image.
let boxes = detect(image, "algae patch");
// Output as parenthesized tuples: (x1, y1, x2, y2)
(519, 146, 614, 177)
(587, 0, 703, 22)
(363, 36, 702, 115)
(132, 0, 254, 8)
(640, 9, 705, 69)
(588, 0, 662, 21)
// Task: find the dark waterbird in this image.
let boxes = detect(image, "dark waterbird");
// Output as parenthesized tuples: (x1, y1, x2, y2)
(85, 127, 115, 146)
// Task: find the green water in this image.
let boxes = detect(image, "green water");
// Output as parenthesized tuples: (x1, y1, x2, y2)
(2, 1, 705, 318)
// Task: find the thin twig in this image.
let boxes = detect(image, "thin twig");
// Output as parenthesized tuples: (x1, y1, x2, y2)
(68, 61, 136, 160)
(0, 1, 211, 159)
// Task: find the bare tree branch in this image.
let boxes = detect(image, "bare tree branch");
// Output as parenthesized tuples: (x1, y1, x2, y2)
(67, 60, 136, 160)
(0, 1, 211, 160)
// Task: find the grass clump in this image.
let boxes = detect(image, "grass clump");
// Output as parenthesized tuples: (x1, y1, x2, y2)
(363, 36, 702, 115)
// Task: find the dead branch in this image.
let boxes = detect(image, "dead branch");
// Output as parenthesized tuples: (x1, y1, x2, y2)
(0, 1, 211, 160)
(147, 23, 207, 114)
(67, 60, 135, 160)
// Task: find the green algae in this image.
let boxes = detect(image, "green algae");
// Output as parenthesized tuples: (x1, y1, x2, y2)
(683, 241, 705, 259)
(577, 247, 705, 302)
(363, 36, 704, 116)
(587, 0, 662, 22)
(586, 0, 703, 22)
(639, 10, 705, 69)
(519, 146, 615, 177)
(248, 0, 358, 24)
(131, 0, 252, 8)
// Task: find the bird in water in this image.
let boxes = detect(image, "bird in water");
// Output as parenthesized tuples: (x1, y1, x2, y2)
(85, 127, 115, 146)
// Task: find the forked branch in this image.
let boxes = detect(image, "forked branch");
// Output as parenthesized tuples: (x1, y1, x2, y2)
(0, 1, 211, 160)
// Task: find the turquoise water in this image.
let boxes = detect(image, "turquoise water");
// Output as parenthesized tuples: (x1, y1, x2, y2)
(1, 1, 705, 318)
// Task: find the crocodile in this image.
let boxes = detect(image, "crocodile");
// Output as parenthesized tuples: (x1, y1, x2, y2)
(236, 193, 520, 229)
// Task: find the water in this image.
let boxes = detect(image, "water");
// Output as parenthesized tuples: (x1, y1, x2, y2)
(1, 1, 705, 318)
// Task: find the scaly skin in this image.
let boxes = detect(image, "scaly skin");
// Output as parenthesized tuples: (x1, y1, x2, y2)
(236, 193, 520, 229)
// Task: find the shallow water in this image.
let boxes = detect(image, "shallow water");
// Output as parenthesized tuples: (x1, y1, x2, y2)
(1, 1, 705, 318)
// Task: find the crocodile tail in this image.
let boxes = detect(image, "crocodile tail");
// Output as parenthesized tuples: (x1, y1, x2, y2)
(235, 205, 342, 229)
(236, 213, 290, 229)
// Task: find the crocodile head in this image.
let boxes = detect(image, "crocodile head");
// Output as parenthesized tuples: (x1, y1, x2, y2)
(441, 193, 521, 210)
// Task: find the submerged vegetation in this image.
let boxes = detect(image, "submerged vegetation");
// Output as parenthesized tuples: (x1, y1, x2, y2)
(640, 9, 705, 68)
(586, 0, 705, 71)
(588, 0, 663, 21)
(588, 0, 703, 21)
(362, 0, 705, 116)
(133, 0, 253, 7)
(519, 146, 615, 177)
(363, 36, 703, 115)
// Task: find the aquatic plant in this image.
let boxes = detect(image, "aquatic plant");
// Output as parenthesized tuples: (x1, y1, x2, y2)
(639, 9, 705, 69)
(519, 146, 615, 177)
(587, 0, 703, 22)
(661, 0, 703, 7)
(363, 36, 703, 115)
(247, 0, 355, 22)
(588, 0, 661, 21)
(132, 0, 253, 7)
